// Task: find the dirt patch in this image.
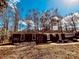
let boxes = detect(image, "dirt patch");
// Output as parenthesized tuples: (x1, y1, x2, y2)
(0, 42, 79, 59)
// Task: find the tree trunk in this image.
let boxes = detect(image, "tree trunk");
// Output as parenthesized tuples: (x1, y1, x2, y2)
(14, 6, 19, 32)
(71, 17, 77, 32)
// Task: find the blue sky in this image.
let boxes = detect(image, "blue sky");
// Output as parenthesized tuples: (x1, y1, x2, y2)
(16, 0, 79, 18)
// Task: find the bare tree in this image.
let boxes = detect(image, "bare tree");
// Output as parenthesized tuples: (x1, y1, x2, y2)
(3, 15, 8, 30)
(41, 12, 47, 31)
(71, 17, 78, 32)
(14, 6, 19, 32)
(33, 9, 38, 31)
(40, 10, 51, 31)
(0, 0, 8, 30)
(30, 9, 40, 31)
